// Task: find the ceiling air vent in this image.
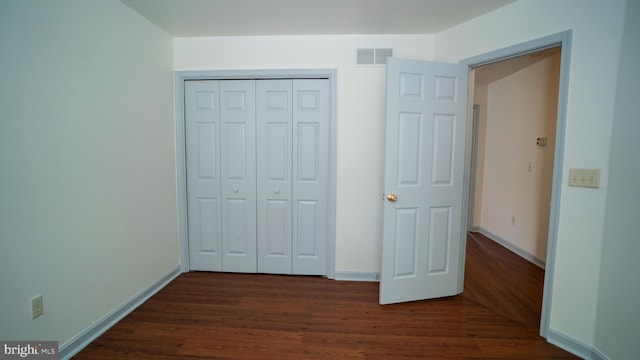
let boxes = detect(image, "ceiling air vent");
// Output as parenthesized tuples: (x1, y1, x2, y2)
(357, 48, 393, 65)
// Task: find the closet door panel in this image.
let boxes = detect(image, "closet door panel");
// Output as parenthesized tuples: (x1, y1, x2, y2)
(185, 80, 222, 271)
(220, 80, 257, 273)
(186, 78, 330, 276)
(257, 80, 293, 274)
(293, 79, 329, 275)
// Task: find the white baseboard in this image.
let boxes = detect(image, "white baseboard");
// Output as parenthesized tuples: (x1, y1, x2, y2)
(590, 346, 611, 360)
(58, 266, 181, 359)
(547, 329, 610, 360)
(334, 271, 380, 282)
(475, 227, 546, 269)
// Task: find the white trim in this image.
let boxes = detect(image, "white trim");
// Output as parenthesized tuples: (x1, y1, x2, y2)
(58, 266, 181, 359)
(175, 75, 189, 273)
(476, 227, 546, 269)
(460, 30, 572, 340)
(174, 69, 338, 279)
(466, 104, 481, 232)
(334, 271, 380, 282)
(547, 329, 611, 360)
(590, 347, 611, 360)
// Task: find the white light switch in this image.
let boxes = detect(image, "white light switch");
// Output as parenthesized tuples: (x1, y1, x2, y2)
(569, 168, 600, 188)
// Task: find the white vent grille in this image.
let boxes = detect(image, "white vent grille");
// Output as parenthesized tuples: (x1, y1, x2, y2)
(375, 48, 393, 64)
(357, 48, 375, 65)
(357, 48, 393, 65)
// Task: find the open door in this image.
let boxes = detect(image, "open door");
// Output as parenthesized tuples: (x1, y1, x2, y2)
(380, 58, 468, 305)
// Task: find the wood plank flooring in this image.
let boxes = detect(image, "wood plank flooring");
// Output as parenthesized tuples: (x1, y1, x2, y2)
(74, 233, 576, 359)
(464, 231, 546, 331)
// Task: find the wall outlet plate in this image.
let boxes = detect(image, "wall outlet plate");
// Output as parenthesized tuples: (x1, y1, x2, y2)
(537, 137, 548, 146)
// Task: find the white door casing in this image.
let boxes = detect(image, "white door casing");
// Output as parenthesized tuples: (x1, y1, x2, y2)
(380, 58, 468, 305)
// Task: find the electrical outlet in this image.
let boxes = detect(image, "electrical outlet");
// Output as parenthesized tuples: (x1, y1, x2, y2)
(569, 168, 600, 188)
(31, 295, 43, 319)
(537, 137, 548, 146)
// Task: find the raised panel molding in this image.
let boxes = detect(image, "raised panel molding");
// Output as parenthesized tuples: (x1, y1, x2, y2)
(399, 72, 423, 98)
(397, 113, 423, 185)
(427, 206, 451, 274)
(434, 76, 457, 102)
(266, 200, 290, 257)
(297, 124, 320, 182)
(266, 91, 288, 110)
(197, 124, 216, 179)
(196, 91, 215, 110)
(225, 123, 248, 180)
(393, 208, 418, 279)
(266, 123, 289, 181)
(297, 91, 320, 111)
(198, 198, 219, 254)
(296, 200, 319, 257)
(431, 114, 455, 185)
(225, 199, 248, 255)
(225, 91, 246, 110)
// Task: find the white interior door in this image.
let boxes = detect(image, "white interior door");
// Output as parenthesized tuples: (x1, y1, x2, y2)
(292, 79, 329, 275)
(220, 80, 257, 273)
(256, 79, 330, 275)
(185, 80, 222, 271)
(257, 79, 293, 274)
(380, 58, 468, 305)
(186, 78, 329, 275)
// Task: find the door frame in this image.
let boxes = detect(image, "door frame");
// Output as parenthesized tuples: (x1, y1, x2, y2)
(466, 103, 481, 232)
(459, 30, 572, 339)
(174, 69, 338, 279)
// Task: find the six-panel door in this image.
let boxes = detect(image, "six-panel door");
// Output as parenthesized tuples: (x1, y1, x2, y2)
(380, 58, 468, 305)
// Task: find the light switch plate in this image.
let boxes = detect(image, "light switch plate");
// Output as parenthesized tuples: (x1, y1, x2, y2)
(569, 168, 600, 188)
(31, 294, 43, 319)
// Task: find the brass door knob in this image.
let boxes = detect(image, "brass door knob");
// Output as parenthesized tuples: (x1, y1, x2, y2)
(387, 193, 398, 202)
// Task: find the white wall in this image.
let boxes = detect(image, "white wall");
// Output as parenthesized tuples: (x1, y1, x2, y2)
(595, 0, 640, 358)
(0, 0, 177, 346)
(474, 52, 560, 263)
(174, 35, 435, 272)
(436, 0, 626, 347)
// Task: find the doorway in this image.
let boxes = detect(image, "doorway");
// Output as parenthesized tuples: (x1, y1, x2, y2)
(460, 30, 571, 338)
(464, 47, 561, 329)
(469, 46, 561, 269)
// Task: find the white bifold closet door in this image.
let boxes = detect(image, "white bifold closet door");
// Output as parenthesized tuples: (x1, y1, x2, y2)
(186, 79, 329, 275)
(185, 80, 257, 273)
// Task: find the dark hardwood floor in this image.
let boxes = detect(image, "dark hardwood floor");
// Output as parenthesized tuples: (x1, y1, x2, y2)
(464, 231, 546, 331)
(74, 233, 576, 359)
